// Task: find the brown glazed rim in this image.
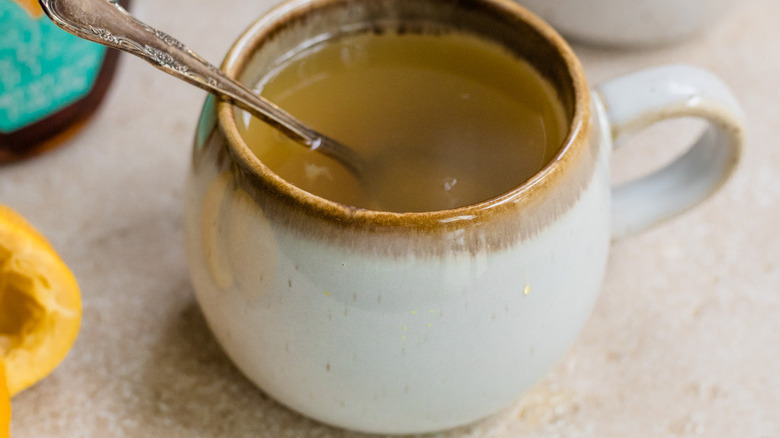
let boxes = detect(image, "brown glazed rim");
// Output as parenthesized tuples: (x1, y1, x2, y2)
(216, 0, 590, 231)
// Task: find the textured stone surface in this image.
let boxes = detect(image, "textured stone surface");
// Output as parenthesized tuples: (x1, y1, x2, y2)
(2, 0, 777, 436)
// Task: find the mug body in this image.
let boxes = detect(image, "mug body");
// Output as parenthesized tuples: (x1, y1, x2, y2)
(184, 0, 611, 433)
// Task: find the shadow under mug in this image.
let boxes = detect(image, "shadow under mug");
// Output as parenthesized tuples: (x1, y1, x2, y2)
(184, 0, 744, 434)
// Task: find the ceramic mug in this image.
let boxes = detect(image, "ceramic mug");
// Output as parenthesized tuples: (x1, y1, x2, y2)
(512, 0, 734, 47)
(184, 0, 744, 434)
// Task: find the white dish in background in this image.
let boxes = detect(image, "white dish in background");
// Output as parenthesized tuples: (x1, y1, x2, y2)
(514, 0, 734, 47)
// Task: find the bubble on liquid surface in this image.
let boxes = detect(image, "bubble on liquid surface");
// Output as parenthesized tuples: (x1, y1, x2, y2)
(304, 162, 333, 182)
(442, 178, 458, 192)
(339, 40, 367, 68)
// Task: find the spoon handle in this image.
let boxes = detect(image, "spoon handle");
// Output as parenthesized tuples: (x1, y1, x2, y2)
(38, 0, 363, 173)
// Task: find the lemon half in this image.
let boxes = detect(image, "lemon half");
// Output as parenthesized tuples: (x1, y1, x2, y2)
(0, 360, 9, 438)
(0, 206, 81, 396)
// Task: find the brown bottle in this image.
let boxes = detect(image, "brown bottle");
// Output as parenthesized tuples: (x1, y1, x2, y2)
(0, 0, 130, 163)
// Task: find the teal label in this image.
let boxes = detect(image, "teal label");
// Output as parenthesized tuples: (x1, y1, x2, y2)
(0, 0, 107, 133)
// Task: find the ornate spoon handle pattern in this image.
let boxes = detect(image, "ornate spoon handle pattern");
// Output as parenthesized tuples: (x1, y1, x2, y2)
(38, 0, 364, 174)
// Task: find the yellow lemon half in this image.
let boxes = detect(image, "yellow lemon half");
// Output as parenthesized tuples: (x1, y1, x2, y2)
(1, 360, 10, 438)
(0, 206, 81, 396)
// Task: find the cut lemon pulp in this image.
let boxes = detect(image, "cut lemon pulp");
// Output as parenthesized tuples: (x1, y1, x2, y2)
(0, 206, 81, 396)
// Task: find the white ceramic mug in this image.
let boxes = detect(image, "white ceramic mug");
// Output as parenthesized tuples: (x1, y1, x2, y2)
(184, 0, 744, 434)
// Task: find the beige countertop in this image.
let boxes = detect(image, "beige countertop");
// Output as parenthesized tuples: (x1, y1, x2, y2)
(2, 0, 778, 436)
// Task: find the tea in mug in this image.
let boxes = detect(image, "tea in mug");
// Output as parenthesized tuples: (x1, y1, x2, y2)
(237, 31, 567, 212)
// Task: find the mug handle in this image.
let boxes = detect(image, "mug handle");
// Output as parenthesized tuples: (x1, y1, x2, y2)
(595, 65, 745, 240)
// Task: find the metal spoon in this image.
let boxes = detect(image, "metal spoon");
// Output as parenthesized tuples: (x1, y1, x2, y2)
(38, 0, 364, 175)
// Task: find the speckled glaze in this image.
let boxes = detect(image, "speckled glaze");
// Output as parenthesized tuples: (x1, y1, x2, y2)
(183, 0, 744, 434)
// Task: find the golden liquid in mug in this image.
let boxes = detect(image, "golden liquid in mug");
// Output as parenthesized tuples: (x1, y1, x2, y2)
(237, 31, 567, 212)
